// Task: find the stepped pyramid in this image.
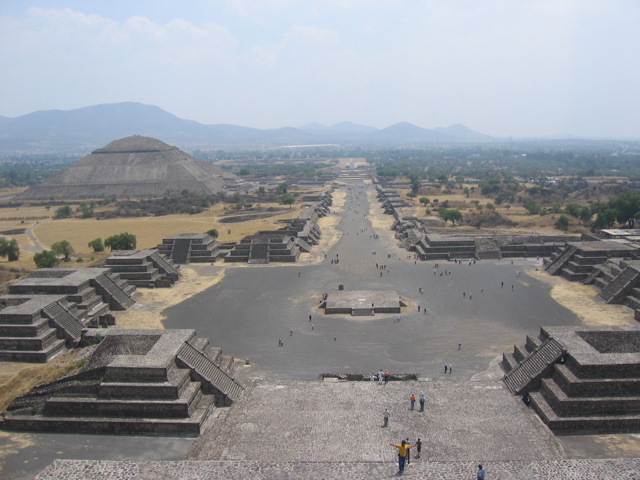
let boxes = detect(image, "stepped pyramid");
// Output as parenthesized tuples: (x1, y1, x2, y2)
(17, 136, 242, 200)
(2, 329, 244, 435)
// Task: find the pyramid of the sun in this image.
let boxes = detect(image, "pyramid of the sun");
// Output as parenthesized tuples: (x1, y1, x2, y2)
(17, 136, 240, 200)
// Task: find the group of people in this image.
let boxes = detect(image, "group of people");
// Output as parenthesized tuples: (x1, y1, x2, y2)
(389, 438, 422, 474)
(373, 369, 390, 384)
(390, 439, 485, 478)
(409, 393, 426, 411)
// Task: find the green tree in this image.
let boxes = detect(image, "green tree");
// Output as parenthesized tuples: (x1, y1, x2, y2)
(555, 214, 570, 231)
(54, 205, 72, 219)
(51, 240, 74, 261)
(579, 207, 592, 222)
(7, 239, 19, 261)
(276, 182, 288, 195)
(0, 238, 19, 261)
(88, 238, 105, 252)
(282, 193, 296, 208)
(609, 191, 640, 227)
(594, 209, 617, 229)
(440, 209, 463, 225)
(34, 250, 60, 268)
(257, 186, 267, 199)
(77, 202, 94, 218)
(523, 197, 541, 215)
(419, 197, 430, 205)
(206, 229, 219, 239)
(463, 187, 470, 198)
(104, 232, 137, 251)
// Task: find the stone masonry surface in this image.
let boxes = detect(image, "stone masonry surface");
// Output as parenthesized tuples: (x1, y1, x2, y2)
(35, 457, 640, 479)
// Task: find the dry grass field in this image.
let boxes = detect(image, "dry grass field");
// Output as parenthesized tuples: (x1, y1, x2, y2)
(400, 185, 594, 235)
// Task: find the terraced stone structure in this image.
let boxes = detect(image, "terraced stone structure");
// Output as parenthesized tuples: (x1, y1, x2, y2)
(0, 268, 136, 362)
(106, 248, 181, 287)
(502, 325, 640, 432)
(1, 329, 244, 435)
(544, 240, 639, 281)
(15, 136, 247, 200)
(157, 233, 221, 265)
(223, 195, 331, 264)
(224, 233, 305, 264)
(376, 186, 574, 260)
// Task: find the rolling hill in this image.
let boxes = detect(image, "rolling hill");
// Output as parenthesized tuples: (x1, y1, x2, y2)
(0, 102, 493, 153)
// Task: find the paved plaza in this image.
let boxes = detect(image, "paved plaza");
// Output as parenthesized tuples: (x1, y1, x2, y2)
(4, 179, 640, 479)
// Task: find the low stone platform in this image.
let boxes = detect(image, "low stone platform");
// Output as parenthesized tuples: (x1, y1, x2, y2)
(323, 290, 405, 315)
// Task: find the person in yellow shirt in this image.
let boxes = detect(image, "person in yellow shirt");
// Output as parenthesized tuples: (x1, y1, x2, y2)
(390, 440, 412, 474)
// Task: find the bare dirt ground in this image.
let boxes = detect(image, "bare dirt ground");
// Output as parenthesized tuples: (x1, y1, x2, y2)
(0, 350, 80, 413)
(529, 269, 636, 326)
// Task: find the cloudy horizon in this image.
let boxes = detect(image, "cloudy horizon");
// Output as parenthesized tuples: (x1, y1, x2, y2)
(1, 1, 638, 138)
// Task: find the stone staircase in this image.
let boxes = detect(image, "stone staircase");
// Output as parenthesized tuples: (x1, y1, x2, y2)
(475, 237, 501, 260)
(597, 266, 640, 303)
(248, 243, 269, 264)
(176, 342, 244, 405)
(93, 274, 136, 310)
(171, 238, 192, 264)
(42, 301, 84, 343)
(503, 338, 565, 395)
(149, 251, 181, 279)
(545, 245, 577, 275)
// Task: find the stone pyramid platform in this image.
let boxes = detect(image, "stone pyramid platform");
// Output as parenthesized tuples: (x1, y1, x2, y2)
(0, 268, 137, 362)
(1, 329, 244, 435)
(503, 325, 640, 432)
(106, 248, 181, 288)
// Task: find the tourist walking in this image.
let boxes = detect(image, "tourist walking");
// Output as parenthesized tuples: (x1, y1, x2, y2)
(378, 370, 384, 385)
(384, 370, 389, 384)
(477, 464, 486, 479)
(409, 393, 416, 410)
(390, 440, 412, 474)
(383, 408, 390, 427)
(415, 438, 422, 458)
(444, 364, 448, 373)
(419, 393, 426, 411)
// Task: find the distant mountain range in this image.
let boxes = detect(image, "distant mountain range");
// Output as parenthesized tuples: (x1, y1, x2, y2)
(0, 102, 494, 154)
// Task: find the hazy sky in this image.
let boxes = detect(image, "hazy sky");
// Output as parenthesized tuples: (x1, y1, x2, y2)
(1, 1, 638, 137)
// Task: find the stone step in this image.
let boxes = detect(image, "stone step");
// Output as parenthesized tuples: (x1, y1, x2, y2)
(44, 380, 203, 418)
(530, 391, 640, 433)
(541, 377, 640, 416)
(2, 394, 216, 435)
(0, 338, 66, 363)
(98, 368, 193, 400)
(0, 316, 51, 337)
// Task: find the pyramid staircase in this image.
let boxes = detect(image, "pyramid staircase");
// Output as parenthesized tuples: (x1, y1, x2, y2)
(597, 266, 640, 303)
(545, 245, 577, 275)
(503, 338, 564, 395)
